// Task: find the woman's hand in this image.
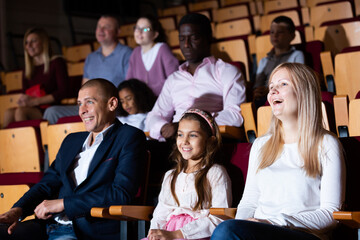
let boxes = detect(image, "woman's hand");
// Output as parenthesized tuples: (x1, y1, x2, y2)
(148, 229, 183, 240)
(247, 217, 271, 224)
(17, 94, 38, 107)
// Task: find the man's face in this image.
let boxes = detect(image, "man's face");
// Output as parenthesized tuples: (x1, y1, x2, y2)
(270, 22, 295, 50)
(78, 86, 116, 137)
(96, 17, 118, 46)
(179, 23, 210, 64)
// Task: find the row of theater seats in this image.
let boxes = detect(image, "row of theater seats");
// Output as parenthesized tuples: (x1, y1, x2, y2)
(1, 90, 360, 238)
(1, 1, 360, 237)
(125, 0, 360, 82)
(3, 0, 359, 93)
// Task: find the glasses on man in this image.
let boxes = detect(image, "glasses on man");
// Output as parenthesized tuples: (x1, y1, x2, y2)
(133, 26, 152, 33)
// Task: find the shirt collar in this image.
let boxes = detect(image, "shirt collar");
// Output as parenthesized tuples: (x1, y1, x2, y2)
(83, 123, 114, 149)
(179, 56, 215, 72)
(95, 43, 120, 57)
(267, 46, 296, 58)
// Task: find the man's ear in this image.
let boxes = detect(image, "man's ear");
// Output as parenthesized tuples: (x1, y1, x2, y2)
(117, 28, 121, 38)
(108, 97, 118, 112)
(290, 32, 296, 41)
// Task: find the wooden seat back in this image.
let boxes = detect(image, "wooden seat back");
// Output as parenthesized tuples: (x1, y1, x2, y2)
(188, 0, 219, 12)
(1, 70, 23, 93)
(215, 18, 252, 40)
(264, 0, 298, 14)
(0, 185, 29, 214)
(0, 94, 21, 128)
(62, 44, 92, 62)
(119, 23, 136, 38)
(306, 0, 337, 7)
(240, 102, 257, 143)
(0, 127, 41, 173)
(212, 5, 249, 22)
(67, 61, 84, 77)
(314, 21, 360, 55)
(334, 51, 360, 100)
(211, 39, 250, 81)
(47, 122, 86, 165)
(310, 2, 353, 27)
(349, 99, 360, 137)
(166, 30, 179, 48)
(159, 17, 177, 31)
(257, 106, 272, 137)
(160, 5, 187, 17)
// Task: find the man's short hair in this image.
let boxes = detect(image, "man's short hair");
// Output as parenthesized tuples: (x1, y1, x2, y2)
(81, 78, 119, 103)
(272, 16, 296, 34)
(179, 13, 212, 40)
(100, 14, 120, 29)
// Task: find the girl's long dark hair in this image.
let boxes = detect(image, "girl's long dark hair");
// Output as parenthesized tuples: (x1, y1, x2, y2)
(170, 112, 221, 211)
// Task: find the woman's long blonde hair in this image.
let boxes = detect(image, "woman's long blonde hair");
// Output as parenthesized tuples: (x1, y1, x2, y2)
(258, 63, 326, 177)
(24, 28, 51, 79)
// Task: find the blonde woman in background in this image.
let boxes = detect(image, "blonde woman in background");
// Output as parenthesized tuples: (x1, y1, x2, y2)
(3, 28, 69, 127)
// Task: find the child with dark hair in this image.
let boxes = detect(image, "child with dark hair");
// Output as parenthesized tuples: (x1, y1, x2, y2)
(145, 109, 231, 240)
(117, 79, 156, 131)
(126, 15, 179, 96)
(253, 15, 304, 108)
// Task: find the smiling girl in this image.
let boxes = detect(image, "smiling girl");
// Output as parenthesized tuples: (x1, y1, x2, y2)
(117, 79, 156, 131)
(146, 109, 232, 240)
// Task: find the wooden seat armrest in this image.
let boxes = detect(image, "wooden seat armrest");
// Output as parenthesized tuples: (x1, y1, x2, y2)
(210, 208, 236, 220)
(240, 102, 257, 142)
(109, 205, 155, 221)
(333, 95, 349, 137)
(91, 207, 128, 221)
(333, 211, 360, 228)
(219, 125, 244, 140)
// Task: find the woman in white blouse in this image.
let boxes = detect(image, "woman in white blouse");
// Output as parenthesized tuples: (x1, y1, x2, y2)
(211, 63, 345, 240)
(146, 109, 232, 240)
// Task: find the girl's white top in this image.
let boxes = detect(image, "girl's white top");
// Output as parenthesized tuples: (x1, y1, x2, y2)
(150, 164, 232, 239)
(236, 134, 345, 239)
(117, 113, 148, 131)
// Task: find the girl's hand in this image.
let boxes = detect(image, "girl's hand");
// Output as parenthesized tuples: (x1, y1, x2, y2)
(247, 217, 271, 224)
(148, 229, 183, 240)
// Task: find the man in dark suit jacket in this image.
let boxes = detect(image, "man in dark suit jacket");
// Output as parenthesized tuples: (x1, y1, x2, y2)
(0, 78, 146, 239)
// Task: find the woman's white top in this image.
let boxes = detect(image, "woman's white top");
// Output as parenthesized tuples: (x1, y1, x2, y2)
(142, 42, 163, 71)
(236, 134, 345, 239)
(117, 113, 148, 131)
(150, 164, 232, 239)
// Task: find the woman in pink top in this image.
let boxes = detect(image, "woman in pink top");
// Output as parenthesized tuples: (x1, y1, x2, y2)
(126, 15, 179, 96)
